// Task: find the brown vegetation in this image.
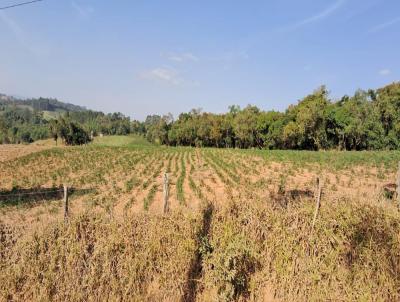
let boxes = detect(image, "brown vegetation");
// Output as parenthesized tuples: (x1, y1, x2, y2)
(1, 142, 400, 301)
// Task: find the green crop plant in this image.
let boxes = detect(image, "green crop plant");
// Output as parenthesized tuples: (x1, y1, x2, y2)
(176, 152, 186, 205)
(189, 175, 204, 200)
(143, 184, 158, 211)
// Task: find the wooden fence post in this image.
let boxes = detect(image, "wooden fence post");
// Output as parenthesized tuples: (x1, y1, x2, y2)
(64, 185, 69, 222)
(163, 173, 169, 214)
(396, 162, 400, 205)
(311, 177, 322, 232)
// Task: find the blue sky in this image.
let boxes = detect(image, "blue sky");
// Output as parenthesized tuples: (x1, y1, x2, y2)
(0, 0, 399, 120)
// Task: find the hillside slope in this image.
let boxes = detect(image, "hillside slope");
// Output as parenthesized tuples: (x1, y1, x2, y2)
(0, 93, 87, 119)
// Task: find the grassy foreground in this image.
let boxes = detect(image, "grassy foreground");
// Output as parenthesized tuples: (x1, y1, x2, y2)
(1, 137, 400, 301)
(91, 135, 152, 147)
(1, 198, 399, 301)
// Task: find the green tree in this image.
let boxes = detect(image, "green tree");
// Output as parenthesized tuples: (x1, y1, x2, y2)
(49, 119, 60, 145)
(57, 115, 91, 146)
(233, 105, 260, 148)
(283, 86, 330, 150)
(374, 82, 400, 149)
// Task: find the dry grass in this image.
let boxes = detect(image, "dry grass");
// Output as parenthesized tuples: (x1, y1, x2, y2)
(0, 143, 54, 162)
(0, 211, 201, 301)
(198, 198, 400, 301)
(2, 197, 399, 301)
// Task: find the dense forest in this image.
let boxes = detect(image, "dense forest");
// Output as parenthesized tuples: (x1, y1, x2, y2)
(1, 82, 400, 149)
(144, 82, 400, 150)
(0, 95, 87, 112)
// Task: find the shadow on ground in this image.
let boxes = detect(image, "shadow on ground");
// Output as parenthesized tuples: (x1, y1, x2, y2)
(0, 187, 95, 207)
(182, 202, 214, 302)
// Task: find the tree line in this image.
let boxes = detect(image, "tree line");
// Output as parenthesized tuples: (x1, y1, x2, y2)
(0, 106, 49, 144)
(0, 99, 133, 144)
(46, 111, 134, 146)
(1, 82, 399, 149)
(143, 82, 400, 150)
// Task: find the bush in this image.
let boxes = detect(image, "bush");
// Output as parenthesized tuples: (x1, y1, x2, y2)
(59, 119, 91, 145)
(202, 221, 259, 301)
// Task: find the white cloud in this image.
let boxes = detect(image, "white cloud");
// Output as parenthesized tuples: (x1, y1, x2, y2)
(281, 0, 346, 32)
(369, 17, 400, 33)
(379, 69, 391, 76)
(220, 51, 249, 62)
(71, 1, 94, 17)
(165, 52, 199, 62)
(208, 50, 249, 70)
(140, 67, 182, 85)
(0, 12, 24, 42)
(298, 0, 346, 26)
(0, 11, 47, 56)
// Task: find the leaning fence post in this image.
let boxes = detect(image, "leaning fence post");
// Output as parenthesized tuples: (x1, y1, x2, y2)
(396, 162, 400, 205)
(163, 173, 169, 214)
(64, 185, 69, 222)
(311, 177, 322, 232)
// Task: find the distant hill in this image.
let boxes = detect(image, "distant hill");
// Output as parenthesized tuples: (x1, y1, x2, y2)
(0, 93, 87, 119)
